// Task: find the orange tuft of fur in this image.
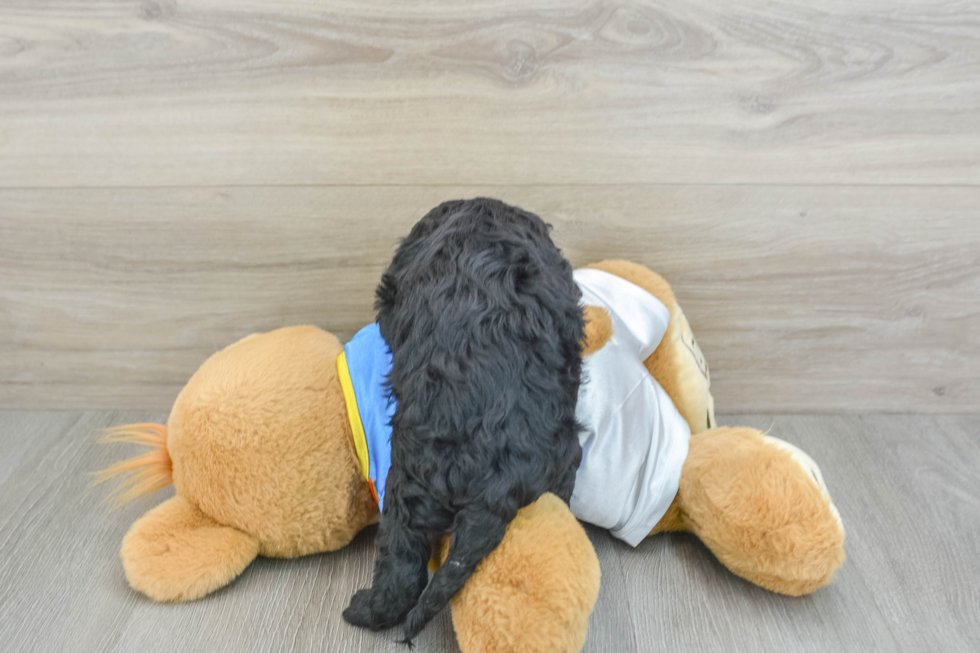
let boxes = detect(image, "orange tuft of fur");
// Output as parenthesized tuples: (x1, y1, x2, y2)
(93, 423, 173, 508)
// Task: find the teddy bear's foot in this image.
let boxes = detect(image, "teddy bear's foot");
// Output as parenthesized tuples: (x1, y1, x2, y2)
(121, 495, 259, 602)
(762, 435, 843, 532)
(676, 427, 846, 596)
(447, 493, 600, 653)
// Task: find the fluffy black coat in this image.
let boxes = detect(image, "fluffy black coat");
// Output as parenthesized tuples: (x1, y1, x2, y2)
(342, 198, 585, 642)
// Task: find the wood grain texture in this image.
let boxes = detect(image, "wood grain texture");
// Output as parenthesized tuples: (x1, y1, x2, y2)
(1, 0, 978, 411)
(0, 0, 978, 187)
(2, 185, 978, 411)
(1, 412, 978, 652)
(0, 410, 459, 653)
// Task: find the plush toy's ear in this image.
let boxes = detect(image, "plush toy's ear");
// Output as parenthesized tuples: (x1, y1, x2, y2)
(581, 305, 613, 356)
(121, 495, 259, 602)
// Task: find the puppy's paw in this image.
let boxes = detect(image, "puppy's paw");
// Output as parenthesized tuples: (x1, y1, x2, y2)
(343, 588, 409, 631)
(342, 589, 376, 628)
(400, 604, 426, 645)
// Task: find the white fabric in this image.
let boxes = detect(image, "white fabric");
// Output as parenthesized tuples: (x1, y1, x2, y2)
(570, 269, 692, 546)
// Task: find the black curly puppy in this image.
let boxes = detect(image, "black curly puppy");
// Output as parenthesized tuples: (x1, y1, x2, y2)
(342, 198, 585, 642)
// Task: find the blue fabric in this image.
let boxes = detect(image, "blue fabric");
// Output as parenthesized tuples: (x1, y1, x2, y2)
(344, 322, 396, 511)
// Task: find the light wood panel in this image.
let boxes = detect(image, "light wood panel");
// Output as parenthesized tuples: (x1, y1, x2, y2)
(2, 412, 978, 652)
(2, 185, 978, 411)
(1, 0, 978, 411)
(1, 0, 978, 187)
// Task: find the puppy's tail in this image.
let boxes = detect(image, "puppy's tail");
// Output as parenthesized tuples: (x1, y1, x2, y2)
(402, 515, 508, 644)
(92, 423, 173, 508)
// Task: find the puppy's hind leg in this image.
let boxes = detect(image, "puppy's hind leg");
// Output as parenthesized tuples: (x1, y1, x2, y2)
(551, 419, 583, 504)
(343, 499, 430, 631)
(552, 458, 579, 505)
(401, 505, 511, 643)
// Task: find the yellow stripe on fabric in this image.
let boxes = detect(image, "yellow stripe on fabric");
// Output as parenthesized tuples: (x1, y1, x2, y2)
(337, 350, 371, 483)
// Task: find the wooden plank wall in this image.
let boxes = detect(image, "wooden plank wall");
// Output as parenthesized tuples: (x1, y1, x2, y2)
(1, 1, 978, 411)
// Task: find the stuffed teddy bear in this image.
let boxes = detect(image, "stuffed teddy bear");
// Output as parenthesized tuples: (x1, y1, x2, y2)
(98, 260, 845, 653)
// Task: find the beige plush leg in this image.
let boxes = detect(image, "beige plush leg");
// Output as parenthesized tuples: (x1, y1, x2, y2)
(670, 427, 845, 595)
(121, 495, 260, 602)
(448, 493, 600, 653)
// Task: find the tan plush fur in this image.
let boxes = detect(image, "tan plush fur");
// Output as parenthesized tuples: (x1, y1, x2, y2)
(673, 427, 845, 595)
(166, 326, 378, 558)
(121, 495, 259, 602)
(112, 326, 380, 604)
(99, 262, 845, 653)
(447, 493, 601, 653)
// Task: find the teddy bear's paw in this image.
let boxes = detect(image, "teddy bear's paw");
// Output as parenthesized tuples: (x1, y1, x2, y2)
(449, 494, 599, 653)
(681, 427, 846, 595)
(762, 435, 843, 532)
(121, 495, 259, 602)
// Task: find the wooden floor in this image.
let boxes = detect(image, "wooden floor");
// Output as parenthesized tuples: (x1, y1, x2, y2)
(1, 411, 978, 652)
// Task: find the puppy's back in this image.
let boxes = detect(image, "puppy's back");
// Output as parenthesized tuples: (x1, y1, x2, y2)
(376, 198, 582, 465)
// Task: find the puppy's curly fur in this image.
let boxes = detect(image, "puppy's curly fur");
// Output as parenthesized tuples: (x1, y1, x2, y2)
(342, 198, 585, 642)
